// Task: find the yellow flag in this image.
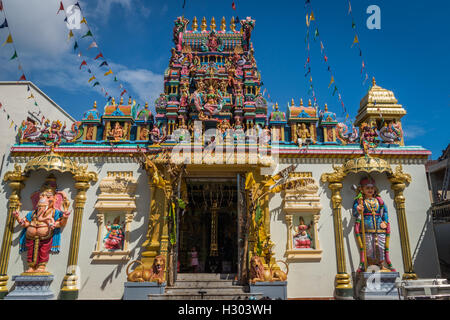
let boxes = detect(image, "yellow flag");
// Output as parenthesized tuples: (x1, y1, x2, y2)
(88, 75, 96, 83)
(10, 121, 14, 128)
(27, 93, 34, 99)
(80, 17, 87, 24)
(328, 76, 334, 88)
(310, 11, 315, 21)
(245, 172, 256, 190)
(104, 69, 113, 76)
(306, 14, 310, 27)
(2, 34, 13, 46)
(352, 35, 359, 45)
(68, 30, 74, 41)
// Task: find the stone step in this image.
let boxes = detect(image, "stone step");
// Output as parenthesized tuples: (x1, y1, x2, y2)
(176, 273, 236, 281)
(149, 292, 263, 300)
(166, 287, 247, 295)
(173, 280, 237, 288)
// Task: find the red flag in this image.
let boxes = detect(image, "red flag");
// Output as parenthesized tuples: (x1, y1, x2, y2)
(120, 89, 127, 96)
(232, 1, 236, 10)
(94, 52, 104, 60)
(0, 1, 3, 11)
(57, 1, 64, 14)
(19, 74, 26, 81)
(80, 60, 87, 69)
(324, 55, 328, 62)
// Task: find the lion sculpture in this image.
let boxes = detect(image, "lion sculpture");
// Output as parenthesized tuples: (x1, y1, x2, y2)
(126, 255, 166, 284)
(249, 255, 288, 283)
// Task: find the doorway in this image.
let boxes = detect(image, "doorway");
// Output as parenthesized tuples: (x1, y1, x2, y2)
(178, 178, 238, 274)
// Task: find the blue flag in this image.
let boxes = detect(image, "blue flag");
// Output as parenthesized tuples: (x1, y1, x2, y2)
(0, 18, 7, 29)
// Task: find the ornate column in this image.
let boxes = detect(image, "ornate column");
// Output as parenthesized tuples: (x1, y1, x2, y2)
(210, 201, 219, 256)
(0, 165, 26, 299)
(389, 165, 417, 280)
(159, 184, 172, 282)
(60, 166, 97, 300)
(321, 166, 353, 299)
(140, 179, 166, 268)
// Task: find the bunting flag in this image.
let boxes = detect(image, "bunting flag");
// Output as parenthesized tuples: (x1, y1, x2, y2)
(88, 41, 98, 49)
(79, 60, 87, 69)
(104, 69, 113, 76)
(310, 11, 315, 21)
(88, 75, 96, 83)
(19, 74, 26, 81)
(232, 1, 236, 10)
(27, 93, 34, 99)
(57, 1, 64, 14)
(120, 89, 127, 96)
(114, 76, 118, 82)
(81, 30, 93, 38)
(92, 81, 100, 87)
(94, 52, 104, 60)
(80, 17, 87, 24)
(2, 33, 12, 46)
(10, 50, 17, 60)
(352, 35, 359, 46)
(73, 41, 79, 50)
(328, 76, 334, 88)
(67, 30, 74, 41)
(0, 18, 7, 28)
(0, 1, 3, 11)
(332, 86, 338, 96)
(99, 61, 108, 67)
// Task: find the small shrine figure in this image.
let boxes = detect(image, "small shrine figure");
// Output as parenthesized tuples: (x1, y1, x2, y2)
(360, 122, 379, 154)
(352, 177, 395, 272)
(297, 123, 312, 146)
(190, 246, 199, 273)
(218, 119, 232, 141)
(108, 122, 125, 141)
(261, 125, 271, 146)
(139, 126, 150, 141)
(12, 176, 71, 273)
(293, 217, 312, 249)
(103, 216, 124, 250)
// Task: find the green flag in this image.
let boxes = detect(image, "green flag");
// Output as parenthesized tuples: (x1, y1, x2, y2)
(74, 41, 78, 50)
(92, 81, 100, 87)
(82, 30, 93, 38)
(10, 50, 18, 60)
(332, 85, 338, 96)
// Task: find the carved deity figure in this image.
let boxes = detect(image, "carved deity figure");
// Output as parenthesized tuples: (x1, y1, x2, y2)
(103, 216, 124, 250)
(139, 127, 149, 141)
(293, 217, 312, 249)
(109, 122, 124, 141)
(297, 123, 312, 146)
(352, 177, 395, 272)
(360, 122, 379, 154)
(13, 176, 70, 273)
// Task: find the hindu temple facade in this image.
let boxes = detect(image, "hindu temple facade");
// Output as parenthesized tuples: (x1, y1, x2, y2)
(0, 17, 440, 300)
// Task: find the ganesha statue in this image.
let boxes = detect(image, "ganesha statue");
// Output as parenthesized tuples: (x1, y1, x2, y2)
(12, 175, 71, 274)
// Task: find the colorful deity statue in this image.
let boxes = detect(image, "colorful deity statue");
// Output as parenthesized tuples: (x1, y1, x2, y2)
(379, 120, 403, 144)
(108, 122, 124, 141)
(293, 217, 312, 249)
(352, 177, 395, 272)
(296, 123, 312, 146)
(360, 122, 379, 154)
(103, 216, 125, 250)
(12, 175, 71, 273)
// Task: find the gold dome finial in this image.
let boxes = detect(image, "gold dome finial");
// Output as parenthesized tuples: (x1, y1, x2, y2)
(93, 101, 97, 109)
(120, 97, 124, 105)
(275, 102, 279, 110)
(192, 16, 198, 31)
(128, 97, 132, 105)
(111, 97, 116, 105)
(324, 103, 328, 111)
(201, 17, 207, 32)
(372, 77, 376, 86)
(230, 17, 236, 32)
(308, 99, 312, 107)
(291, 98, 295, 106)
(221, 17, 226, 32)
(144, 102, 149, 109)
(300, 98, 303, 106)
(210, 17, 216, 31)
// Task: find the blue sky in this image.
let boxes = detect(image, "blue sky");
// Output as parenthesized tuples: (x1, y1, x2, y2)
(0, 0, 448, 158)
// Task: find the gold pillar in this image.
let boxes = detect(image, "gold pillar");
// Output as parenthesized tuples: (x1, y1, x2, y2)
(389, 165, 417, 280)
(210, 202, 219, 256)
(0, 165, 26, 299)
(60, 167, 97, 300)
(159, 184, 172, 282)
(321, 169, 353, 299)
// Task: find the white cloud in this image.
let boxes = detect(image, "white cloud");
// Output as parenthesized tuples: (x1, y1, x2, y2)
(403, 125, 426, 139)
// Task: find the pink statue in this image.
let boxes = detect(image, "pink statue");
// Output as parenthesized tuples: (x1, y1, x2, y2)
(103, 217, 124, 250)
(293, 217, 312, 249)
(13, 175, 70, 273)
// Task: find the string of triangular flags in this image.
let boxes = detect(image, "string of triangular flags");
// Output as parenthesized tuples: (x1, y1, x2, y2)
(305, 1, 349, 122)
(348, 0, 370, 87)
(0, 0, 48, 127)
(57, 1, 130, 102)
(303, 0, 319, 112)
(0, 101, 18, 131)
